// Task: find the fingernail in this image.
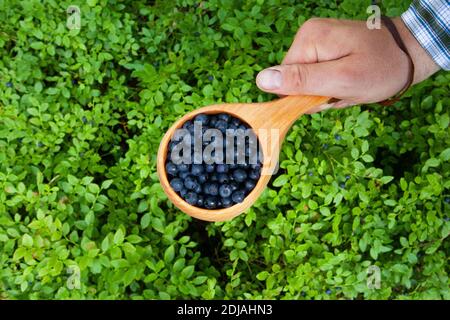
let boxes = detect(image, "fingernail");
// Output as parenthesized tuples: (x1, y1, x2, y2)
(257, 69, 282, 90)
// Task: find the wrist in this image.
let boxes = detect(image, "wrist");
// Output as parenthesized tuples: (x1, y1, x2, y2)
(393, 17, 440, 84)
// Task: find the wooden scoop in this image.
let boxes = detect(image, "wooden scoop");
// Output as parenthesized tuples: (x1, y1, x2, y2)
(157, 95, 330, 222)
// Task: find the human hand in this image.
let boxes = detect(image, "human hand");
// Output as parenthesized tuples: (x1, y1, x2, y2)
(256, 18, 440, 113)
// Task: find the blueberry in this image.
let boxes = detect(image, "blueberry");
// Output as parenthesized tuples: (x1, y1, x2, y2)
(221, 197, 232, 207)
(230, 118, 241, 127)
(191, 164, 204, 176)
(179, 171, 190, 179)
(238, 124, 247, 131)
(170, 178, 183, 192)
(194, 184, 202, 194)
(182, 120, 193, 130)
(210, 173, 218, 182)
(232, 169, 247, 183)
(180, 188, 188, 197)
(204, 182, 219, 196)
(72, 79, 77, 85)
(345, 175, 351, 181)
(217, 173, 229, 183)
(205, 164, 215, 173)
(209, 116, 218, 127)
(194, 114, 209, 125)
(207, 75, 214, 82)
(205, 196, 218, 209)
(229, 163, 238, 170)
(244, 179, 256, 191)
(215, 120, 228, 133)
(219, 184, 232, 198)
(217, 113, 231, 122)
(339, 182, 346, 189)
(334, 134, 341, 141)
(325, 289, 332, 295)
(82, 116, 88, 124)
(249, 168, 261, 180)
(37, 142, 44, 148)
(178, 163, 189, 172)
(184, 192, 198, 206)
(169, 141, 178, 151)
(251, 163, 261, 170)
(216, 164, 228, 173)
(166, 162, 177, 176)
(6, 82, 12, 88)
(308, 171, 313, 177)
(231, 190, 246, 204)
(198, 174, 208, 184)
(322, 143, 329, 149)
(184, 176, 197, 190)
(197, 195, 204, 207)
(444, 197, 450, 204)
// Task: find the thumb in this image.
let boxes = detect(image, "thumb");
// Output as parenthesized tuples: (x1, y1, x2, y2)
(256, 61, 348, 97)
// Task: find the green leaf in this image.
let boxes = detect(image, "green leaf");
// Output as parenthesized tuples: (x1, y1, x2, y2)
(113, 229, 124, 245)
(22, 234, 33, 247)
(164, 245, 175, 263)
(272, 174, 289, 187)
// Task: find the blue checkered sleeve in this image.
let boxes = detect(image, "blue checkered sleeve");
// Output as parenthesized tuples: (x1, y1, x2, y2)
(402, 0, 450, 70)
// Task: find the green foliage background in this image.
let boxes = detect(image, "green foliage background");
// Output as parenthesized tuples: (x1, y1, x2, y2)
(0, 0, 449, 299)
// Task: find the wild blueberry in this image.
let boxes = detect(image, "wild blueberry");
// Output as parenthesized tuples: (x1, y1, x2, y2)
(198, 174, 208, 184)
(245, 180, 256, 191)
(232, 169, 247, 183)
(180, 188, 188, 197)
(204, 182, 219, 196)
(6, 82, 13, 88)
(217, 113, 230, 122)
(249, 169, 260, 180)
(184, 192, 198, 206)
(229, 182, 238, 191)
(339, 182, 346, 189)
(194, 184, 202, 194)
(197, 195, 204, 207)
(191, 164, 203, 176)
(207, 75, 214, 82)
(215, 120, 228, 133)
(72, 79, 77, 85)
(444, 197, 450, 204)
(37, 142, 44, 148)
(217, 173, 229, 183)
(166, 162, 177, 176)
(345, 175, 351, 180)
(334, 134, 341, 141)
(82, 116, 88, 124)
(205, 196, 218, 209)
(322, 143, 329, 149)
(178, 163, 189, 172)
(210, 173, 218, 182)
(170, 178, 183, 192)
(325, 289, 332, 295)
(194, 114, 209, 125)
(216, 164, 228, 173)
(179, 171, 190, 179)
(308, 171, 313, 177)
(219, 184, 232, 198)
(205, 164, 215, 173)
(231, 190, 245, 204)
(221, 197, 232, 207)
(184, 176, 197, 190)
(230, 118, 241, 127)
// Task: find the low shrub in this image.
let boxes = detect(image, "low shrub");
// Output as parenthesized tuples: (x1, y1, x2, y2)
(0, 0, 448, 299)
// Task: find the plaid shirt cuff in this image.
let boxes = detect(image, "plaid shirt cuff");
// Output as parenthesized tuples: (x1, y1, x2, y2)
(401, 0, 450, 71)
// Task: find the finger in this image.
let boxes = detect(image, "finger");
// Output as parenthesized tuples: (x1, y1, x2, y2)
(256, 57, 359, 98)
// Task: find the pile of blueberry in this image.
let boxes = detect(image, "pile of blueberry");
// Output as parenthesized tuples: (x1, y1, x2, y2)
(165, 113, 263, 209)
